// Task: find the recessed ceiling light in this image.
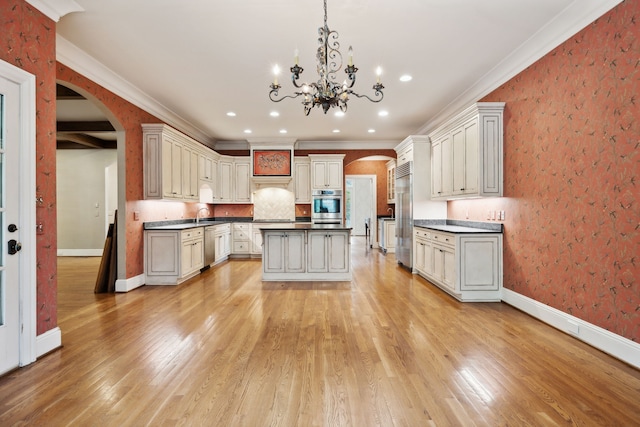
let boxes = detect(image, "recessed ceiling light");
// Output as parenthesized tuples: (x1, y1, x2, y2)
(378, 110, 389, 117)
(332, 129, 340, 133)
(270, 111, 280, 117)
(243, 129, 252, 134)
(399, 74, 413, 82)
(368, 129, 376, 133)
(279, 129, 287, 134)
(334, 111, 345, 117)
(226, 111, 236, 117)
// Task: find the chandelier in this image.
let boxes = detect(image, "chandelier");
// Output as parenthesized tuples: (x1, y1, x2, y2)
(268, 0, 385, 115)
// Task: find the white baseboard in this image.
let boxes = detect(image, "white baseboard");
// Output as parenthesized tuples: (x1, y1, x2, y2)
(115, 273, 145, 292)
(502, 289, 640, 369)
(57, 249, 103, 256)
(36, 327, 61, 359)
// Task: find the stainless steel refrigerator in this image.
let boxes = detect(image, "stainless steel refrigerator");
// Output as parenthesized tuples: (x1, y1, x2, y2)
(395, 161, 413, 268)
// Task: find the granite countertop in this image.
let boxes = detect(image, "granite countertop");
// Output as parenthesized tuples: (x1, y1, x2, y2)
(413, 219, 503, 234)
(144, 218, 314, 231)
(144, 220, 230, 231)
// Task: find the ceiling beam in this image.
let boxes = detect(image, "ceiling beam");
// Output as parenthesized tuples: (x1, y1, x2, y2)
(57, 121, 115, 132)
(56, 132, 116, 149)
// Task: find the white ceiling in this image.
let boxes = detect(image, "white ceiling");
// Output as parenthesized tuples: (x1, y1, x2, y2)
(52, 0, 621, 149)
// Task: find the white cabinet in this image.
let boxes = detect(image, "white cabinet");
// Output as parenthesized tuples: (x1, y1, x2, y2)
(181, 228, 204, 276)
(251, 227, 263, 255)
(309, 154, 344, 190)
(263, 231, 306, 274)
(395, 144, 413, 166)
(429, 102, 504, 200)
(386, 160, 396, 203)
(307, 231, 349, 273)
(378, 219, 396, 254)
(261, 228, 351, 281)
(233, 158, 251, 203)
(413, 227, 502, 301)
(216, 156, 251, 204)
(231, 223, 251, 255)
(145, 227, 204, 284)
(217, 156, 233, 203)
(143, 123, 212, 202)
(198, 152, 214, 183)
(294, 157, 311, 203)
(214, 223, 231, 263)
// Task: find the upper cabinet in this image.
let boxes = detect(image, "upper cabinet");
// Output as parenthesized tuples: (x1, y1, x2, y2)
(429, 102, 504, 200)
(309, 154, 344, 190)
(294, 157, 311, 203)
(386, 159, 396, 204)
(143, 124, 204, 201)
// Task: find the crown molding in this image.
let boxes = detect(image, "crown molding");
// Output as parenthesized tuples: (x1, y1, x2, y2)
(26, 0, 83, 22)
(416, 0, 624, 136)
(56, 34, 215, 146)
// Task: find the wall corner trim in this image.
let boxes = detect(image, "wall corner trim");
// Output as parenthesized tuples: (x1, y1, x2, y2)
(35, 327, 62, 360)
(502, 288, 640, 370)
(115, 274, 145, 293)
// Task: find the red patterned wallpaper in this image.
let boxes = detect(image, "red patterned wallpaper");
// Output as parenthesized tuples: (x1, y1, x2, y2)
(1, 2, 57, 334)
(448, 0, 639, 341)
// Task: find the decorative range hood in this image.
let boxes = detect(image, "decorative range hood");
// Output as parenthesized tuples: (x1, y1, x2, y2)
(249, 138, 296, 190)
(251, 176, 292, 189)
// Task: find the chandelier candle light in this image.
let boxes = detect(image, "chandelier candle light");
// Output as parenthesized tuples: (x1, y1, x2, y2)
(269, 0, 385, 115)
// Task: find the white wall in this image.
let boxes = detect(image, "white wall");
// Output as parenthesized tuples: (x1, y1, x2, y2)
(57, 149, 117, 255)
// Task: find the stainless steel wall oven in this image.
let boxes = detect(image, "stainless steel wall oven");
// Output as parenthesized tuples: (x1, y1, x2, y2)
(311, 189, 342, 224)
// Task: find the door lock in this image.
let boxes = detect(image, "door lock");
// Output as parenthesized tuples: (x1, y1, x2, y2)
(8, 239, 22, 255)
(8, 224, 18, 232)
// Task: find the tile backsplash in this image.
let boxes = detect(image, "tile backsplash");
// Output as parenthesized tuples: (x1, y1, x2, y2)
(252, 188, 295, 221)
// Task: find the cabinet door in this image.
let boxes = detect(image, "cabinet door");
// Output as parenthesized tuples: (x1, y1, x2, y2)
(459, 236, 500, 291)
(327, 232, 349, 273)
(441, 136, 453, 197)
(312, 161, 328, 189)
(181, 239, 195, 276)
(234, 160, 251, 203)
(169, 140, 183, 198)
(307, 232, 328, 273)
(218, 160, 232, 202)
(385, 221, 396, 249)
(452, 127, 466, 196)
(192, 238, 204, 271)
(326, 161, 342, 189)
(386, 164, 395, 203)
(251, 229, 263, 254)
(182, 146, 199, 200)
(294, 160, 311, 203)
(431, 139, 443, 198)
(442, 247, 456, 290)
(199, 153, 213, 182)
(414, 239, 426, 274)
(463, 119, 479, 195)
(263, 233, 285, 273)
(284, 232, 306, 272)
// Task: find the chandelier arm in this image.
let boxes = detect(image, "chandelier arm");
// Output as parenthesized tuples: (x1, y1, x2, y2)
(269, 90, 304, 103)
(348, 89, 384, 103)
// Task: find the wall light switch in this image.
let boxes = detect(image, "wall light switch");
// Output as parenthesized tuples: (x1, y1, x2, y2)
(134, 211, 140, 221)
(500, 210, 505, 220)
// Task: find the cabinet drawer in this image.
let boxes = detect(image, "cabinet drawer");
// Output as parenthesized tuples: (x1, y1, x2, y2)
(233, 230, 249, 240)
(233, 223, 250, 230)
(181, 228, 203, 241)
(233, 241, 250, 253)
(215, 223, 231, 233)
(414, 228, 431, 239)
(430, 231, 454, 247)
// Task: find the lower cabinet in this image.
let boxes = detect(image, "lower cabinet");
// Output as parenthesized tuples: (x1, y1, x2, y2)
(213, 224, 231, 264)
(262, 228, 351, 281)
(413, 227, 502, 301)
(378, 219, 396, 254)
(231, 223, 251, 256)
(145, 228, 204, 285)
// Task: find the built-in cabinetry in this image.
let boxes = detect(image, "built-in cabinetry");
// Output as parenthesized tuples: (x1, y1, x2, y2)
(309, 154, 344, 190)
(386, 160, 396, 203)
(261, 226, 351, 281)
(429, 102, 505, 200)
(413, 227, 502, 301)
(217, 156, 251, 203)
(145, 227, 204, 284)
(213, 223, 231, 264)
(378, 219, 396, 254)
(231, 223, 251, 256)
(294, 157, 311, 203)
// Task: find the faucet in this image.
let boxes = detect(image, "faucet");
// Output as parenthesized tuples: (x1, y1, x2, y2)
(196, 207, 209, 224)
(387, 207, 394, 219)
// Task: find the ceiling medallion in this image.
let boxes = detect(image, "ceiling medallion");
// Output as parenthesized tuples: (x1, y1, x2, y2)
(268, 0, 385, 116)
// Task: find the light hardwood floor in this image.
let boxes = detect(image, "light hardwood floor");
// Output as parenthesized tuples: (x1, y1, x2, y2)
(1, 237, 639, 426)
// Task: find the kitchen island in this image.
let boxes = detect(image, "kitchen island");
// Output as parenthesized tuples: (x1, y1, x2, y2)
(260, 224, 352, 281)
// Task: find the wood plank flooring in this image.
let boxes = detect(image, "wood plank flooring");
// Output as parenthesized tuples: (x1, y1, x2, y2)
(1, 237, 639, 426)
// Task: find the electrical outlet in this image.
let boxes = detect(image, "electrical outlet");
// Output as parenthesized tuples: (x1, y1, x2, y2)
(500, 210, 505, 221)
(567, 320, 580, 336)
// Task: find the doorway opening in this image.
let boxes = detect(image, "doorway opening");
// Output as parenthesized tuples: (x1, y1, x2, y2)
(345, 175, 376, 236)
